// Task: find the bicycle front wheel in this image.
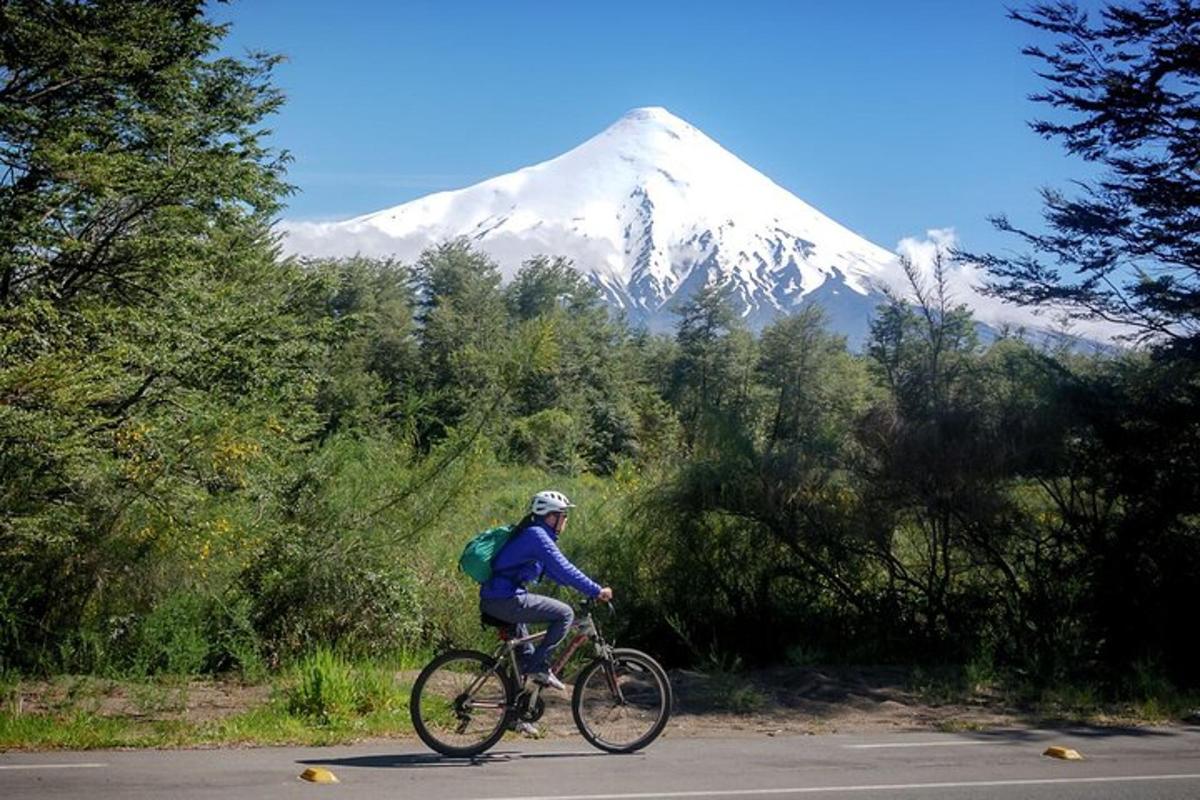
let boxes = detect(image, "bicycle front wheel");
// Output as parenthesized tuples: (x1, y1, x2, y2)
(572, 648, 672, 753)
(410, 649, 515, 757)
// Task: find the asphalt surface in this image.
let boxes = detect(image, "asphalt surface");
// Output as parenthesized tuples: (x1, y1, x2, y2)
(3, 726, 1200, 800)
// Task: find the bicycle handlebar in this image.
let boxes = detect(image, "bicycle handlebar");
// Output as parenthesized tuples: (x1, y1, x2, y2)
(581, 597, 616, 615)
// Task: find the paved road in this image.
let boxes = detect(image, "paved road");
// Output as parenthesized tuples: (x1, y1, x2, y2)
(3, 727, 1200, 799)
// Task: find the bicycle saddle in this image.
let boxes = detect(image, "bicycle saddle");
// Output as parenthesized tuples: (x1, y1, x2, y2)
(479, 611, 513, 629)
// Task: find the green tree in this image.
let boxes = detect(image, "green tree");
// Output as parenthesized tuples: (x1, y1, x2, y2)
(0, 0, 289, 306)
(300, 256, 420, 441)
(504, 255, 642, 473)
(668, 283, 755, 449)
(972, 1, 1200, 347)
(966, 0, 1200, 685)
(413, 240, 508, 443)
(506, 255, 600, 321)
(629, 303, 871, 664)
(759, 305, 864, 452)
(859, 251, 998, 654)
(0, 0, 307, 672)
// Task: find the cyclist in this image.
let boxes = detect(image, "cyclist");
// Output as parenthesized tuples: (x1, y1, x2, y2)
(480, 490, 613, 694)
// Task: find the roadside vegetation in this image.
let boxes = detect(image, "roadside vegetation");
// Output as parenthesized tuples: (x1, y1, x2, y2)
(0, 649, 423, 748)
(1, 1, 1197, 747)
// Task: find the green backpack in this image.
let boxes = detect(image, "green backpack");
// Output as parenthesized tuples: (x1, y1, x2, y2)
(458, 524, 516, 583)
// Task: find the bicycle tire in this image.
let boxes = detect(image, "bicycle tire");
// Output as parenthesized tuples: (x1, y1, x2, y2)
(571, 648, 672, 753)
(410, 649, 515, 757)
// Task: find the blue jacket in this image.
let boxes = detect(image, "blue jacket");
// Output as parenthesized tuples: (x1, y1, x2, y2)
(479, 519, 602, 600)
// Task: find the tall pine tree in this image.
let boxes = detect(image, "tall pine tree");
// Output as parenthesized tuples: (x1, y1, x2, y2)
(971, 1, 1200, 349)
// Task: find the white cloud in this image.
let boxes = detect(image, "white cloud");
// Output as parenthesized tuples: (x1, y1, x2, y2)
(275, 220, 624, 284)
(277, 220, 432, 262)
(879, 228, 1132, 345)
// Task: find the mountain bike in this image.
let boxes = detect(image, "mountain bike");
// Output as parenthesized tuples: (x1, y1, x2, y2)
(410, 600, 671, 756)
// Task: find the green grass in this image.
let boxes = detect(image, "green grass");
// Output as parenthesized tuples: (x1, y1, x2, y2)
(199, 701, 415, 747)
(908, 663, 1200, 726)
(713, 678, 769, 714)
(0, 656, 422, 750)
(0, 702, 420, 750)
(284, 647, 409, 724)
(1034, 684, 1200, 725)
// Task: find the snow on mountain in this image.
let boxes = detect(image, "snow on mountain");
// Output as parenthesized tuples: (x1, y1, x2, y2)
(283, 107, 902, 335)
(281, 107, 1121, 346)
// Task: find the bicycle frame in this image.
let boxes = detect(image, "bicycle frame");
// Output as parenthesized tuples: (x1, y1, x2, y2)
(462, 610, 617, 712)
(499, 623, 593, 679)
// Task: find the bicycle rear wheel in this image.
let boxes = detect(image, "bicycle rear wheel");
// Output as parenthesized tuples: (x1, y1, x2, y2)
(410, 649, 514, 757)
(572, 648, 671, 753)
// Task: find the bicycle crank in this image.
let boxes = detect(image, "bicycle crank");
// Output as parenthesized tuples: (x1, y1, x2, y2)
(515, 691, 545, 722)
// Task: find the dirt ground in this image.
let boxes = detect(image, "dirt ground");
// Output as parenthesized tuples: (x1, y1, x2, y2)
(536, 665, 1026, 740)
(10, 665, 1031, 737)
(12, 677, 273, 724)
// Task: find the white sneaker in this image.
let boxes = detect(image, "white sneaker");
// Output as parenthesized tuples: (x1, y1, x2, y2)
(513, 721, 540, 737)
(530, 671, 566, 691)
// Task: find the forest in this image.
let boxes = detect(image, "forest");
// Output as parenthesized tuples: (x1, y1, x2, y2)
(2, 0, 1198, 708)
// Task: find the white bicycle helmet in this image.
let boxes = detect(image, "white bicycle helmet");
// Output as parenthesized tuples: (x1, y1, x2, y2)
(529, 490, 575, 516)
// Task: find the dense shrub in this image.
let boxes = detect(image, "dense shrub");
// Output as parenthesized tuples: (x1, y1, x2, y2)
(2, 0, 1198, 696)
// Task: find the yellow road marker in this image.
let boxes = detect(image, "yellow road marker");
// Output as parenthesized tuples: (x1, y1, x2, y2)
(300, 766, 340, 783)
(1043, 746, 1084, 760)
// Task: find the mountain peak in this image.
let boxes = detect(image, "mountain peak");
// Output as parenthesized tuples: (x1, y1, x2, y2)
(283, 109, 899, 335)
(619, 106, 680, 123)
(607, 106, 698, 143)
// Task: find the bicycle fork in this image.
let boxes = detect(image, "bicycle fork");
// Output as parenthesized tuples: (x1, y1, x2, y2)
(603, 658, 627, 704)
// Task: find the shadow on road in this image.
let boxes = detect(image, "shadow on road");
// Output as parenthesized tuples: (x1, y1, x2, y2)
(298, 749, 617, 770)
(948, 725, 1191, 743)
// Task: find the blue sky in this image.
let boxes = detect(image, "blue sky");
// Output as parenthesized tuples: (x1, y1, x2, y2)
(215, 0, 1099, 258)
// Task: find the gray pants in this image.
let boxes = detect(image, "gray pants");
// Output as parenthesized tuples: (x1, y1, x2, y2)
(480, 594, 574, 675)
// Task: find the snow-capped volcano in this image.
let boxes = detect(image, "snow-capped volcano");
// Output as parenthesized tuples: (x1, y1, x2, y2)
(284, 107, 899, 332)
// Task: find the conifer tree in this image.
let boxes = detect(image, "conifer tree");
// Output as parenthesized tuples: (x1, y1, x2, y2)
(973, 1, 1200, 348)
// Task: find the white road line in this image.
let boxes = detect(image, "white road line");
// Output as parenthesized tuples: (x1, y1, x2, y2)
(0, 763, 108, 771)
(844, 741, 1002, 749)
(469, 773, 1200, 800)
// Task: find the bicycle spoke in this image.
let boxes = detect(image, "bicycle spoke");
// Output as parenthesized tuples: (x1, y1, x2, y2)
(574, 651, 669, 752)
(411, 651, 512, 756)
